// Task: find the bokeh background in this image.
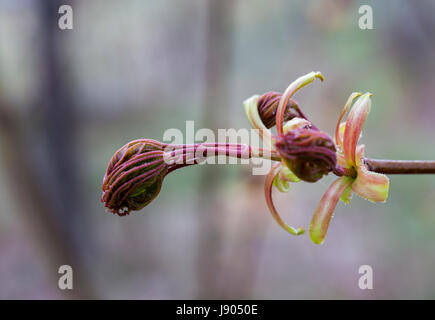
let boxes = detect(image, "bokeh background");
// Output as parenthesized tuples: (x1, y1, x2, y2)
(1, 0, 435, 299)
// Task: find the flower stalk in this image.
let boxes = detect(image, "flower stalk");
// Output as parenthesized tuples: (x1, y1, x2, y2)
(102, 71, 435, 245)
(364, 159, 435, 174)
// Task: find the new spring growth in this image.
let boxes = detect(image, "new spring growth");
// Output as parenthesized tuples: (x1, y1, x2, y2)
(102, 139, 279, 216)
(275, 127, 337, 183)
(102, 139, 168, 216)
(102, 71, 435, 245)
(257, 92, 303, 129)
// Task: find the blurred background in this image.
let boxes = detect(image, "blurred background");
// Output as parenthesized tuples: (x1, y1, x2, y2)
(1, 0, 435, 299)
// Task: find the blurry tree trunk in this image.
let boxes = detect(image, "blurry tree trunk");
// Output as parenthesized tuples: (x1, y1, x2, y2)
(196, 0, 235, 298)
(0, 0, 97, 298)
(0, 99, 92, 299)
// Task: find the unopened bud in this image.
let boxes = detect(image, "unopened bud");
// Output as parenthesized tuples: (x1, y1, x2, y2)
(257, 92, 300, 129)
(101, 139, 168, 216)
(275, 128, 337, 182)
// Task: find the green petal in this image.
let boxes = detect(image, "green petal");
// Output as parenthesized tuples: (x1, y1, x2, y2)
(352, 164, 389, 203)
(279, 165, 301, 183)
(276, 72, 324, 135)
(309, 176, 354, 245)
(273, 174, 290, 193)
(340, 184, 353, 204)
(335, 92, 362, 150)
(243, 95, 274, 148)
(265, 163, 305, 236)
(342, 93, 372, 167)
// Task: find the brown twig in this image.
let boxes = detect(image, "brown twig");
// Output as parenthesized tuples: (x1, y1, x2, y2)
(365, 159, 435, 174)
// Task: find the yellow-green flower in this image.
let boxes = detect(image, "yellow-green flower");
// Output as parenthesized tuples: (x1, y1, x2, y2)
(309, 92, 390, 244)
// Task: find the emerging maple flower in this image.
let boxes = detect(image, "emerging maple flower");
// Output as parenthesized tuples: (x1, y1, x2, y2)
(101, 139, 169, 216)
(275, 127, 337, 182)
(309, 92, 390, 244)
(243, 85, 318, 149)
(244, 72, 391, 244)
(245, 71, 326, 236)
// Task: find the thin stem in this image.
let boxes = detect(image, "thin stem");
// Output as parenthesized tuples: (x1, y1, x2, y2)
(165, 143, 280, 161)
(250, 146, 281, 161)
(364, 159, 435, 174)
(165, 143, 435, 175)
(164, 143, 282, 173)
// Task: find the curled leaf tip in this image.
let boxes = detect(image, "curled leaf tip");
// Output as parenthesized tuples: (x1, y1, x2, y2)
(265, 163, 305, 236)
(276, 71, 325, 135)
(313, 71, 324, 81)
(293, 227, 306, 236)
(273, 173, 290, 193)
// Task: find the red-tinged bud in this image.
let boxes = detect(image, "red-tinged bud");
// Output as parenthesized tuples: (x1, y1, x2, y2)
(101, 139, 169, 216)
(257, 92, 300, 129)
(274, 128, 337, 182)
